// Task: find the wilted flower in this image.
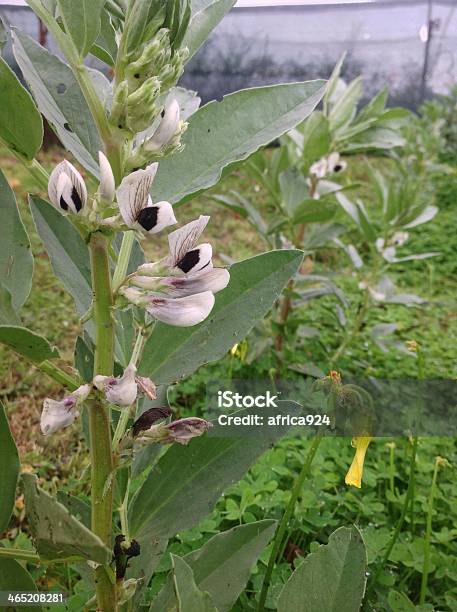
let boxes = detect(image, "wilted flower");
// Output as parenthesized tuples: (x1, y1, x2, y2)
(132, 408, 212, 445)
(116, 163, 176, 235)
(48, 160, 87, 214)
(40, 384, 91, 435)
(93, 364, 138, 407)
(345, 436, 373, 488)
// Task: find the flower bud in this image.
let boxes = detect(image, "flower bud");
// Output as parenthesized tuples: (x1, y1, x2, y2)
(93, 364, 138, 407)
(345, 436, 373, 488)
(109, 81, 129, 131)
(40, 384, 91, 435)
(98, 152, 115, 203)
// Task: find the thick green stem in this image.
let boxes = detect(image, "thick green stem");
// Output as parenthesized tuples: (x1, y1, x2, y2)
(89, 232, 117, 611)
(365, 437, 418, 600)
(420, 457, 441, 604)
(257, 435, 322, 612)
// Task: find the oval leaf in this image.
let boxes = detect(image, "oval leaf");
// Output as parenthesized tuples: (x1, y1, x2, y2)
(184, 0, 236, 61)
(0, 55, 43, 159)
(0, 169, 33, 310)
(139, 250, 303, 384)
(0, 325, 59, 362)
(151, 81, 326, 205)
(13, 29, 103, 175)
(0, 401, 20, 533)
(0, 558, 39, 612)
(171, 555, 218, 612)
(151, 520, 276, 612)
(22, 473, 111, 564)
(277, 525, 367, 612)
(57, 0, 106, 58)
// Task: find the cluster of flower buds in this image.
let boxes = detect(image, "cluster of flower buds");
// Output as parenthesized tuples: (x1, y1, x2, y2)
(130, 406, 212, 446)
(309, 152, 347, 179)
(120, 214, 230, 326)
(109, 0, 190, 163)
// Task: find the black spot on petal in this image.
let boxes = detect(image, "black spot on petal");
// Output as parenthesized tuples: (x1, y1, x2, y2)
(177, 249, 200, 273)
(59, 196, 69, 211)
(334, 164, 343, 172)
(137, 207, 159, 231)
(71, 186, 83, 212)
(134, 73, 140, 79)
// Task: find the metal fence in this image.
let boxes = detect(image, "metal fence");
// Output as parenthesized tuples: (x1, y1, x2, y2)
(1, 1, 456, 108)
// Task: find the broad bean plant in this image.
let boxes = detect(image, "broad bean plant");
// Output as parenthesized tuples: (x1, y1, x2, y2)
(214, 56, 435, 359)
(0, 0, 339, 609)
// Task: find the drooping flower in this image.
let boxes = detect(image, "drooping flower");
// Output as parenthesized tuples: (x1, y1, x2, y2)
(40, 384, 91, 435)
(167, 215, 213, 273)
(116, 163, 176, 235)
(345, 436, 373, 488)
(132, 408, 212, 445)
(98, 151, 116, 203)
(93, 363, 138, 407)
(48, 160, 87, 214)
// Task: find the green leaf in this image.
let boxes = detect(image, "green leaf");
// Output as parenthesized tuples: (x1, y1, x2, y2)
(279, 168, 308, 217)
(129, 402, 300, 540)
(0, 558, 39, 612)
(139, 250, 303, 384)
(151, 81, 326, 205)
(301, 111, 331, 170)
(0, 169, 33, 310)
(13, 29, 103, 175)
(171, 555, 218, 612)
(388, 591, 416, 612)
(0, 326, 59, 362)
(184, 0, 236, 61)
(150, 520, 276, 612)
(323, 51, 346, 111)
(0, 17, 7, 54)
(22, 473, 111, 564)
(29, 196, 92, 319)
(57, 0, 106, 58)
(0, 285, 21, 325)
(277, 526, 367, 612)
(56, 491, 91, 528)
(0, 401, 20, 533)
(291, 199, 336, 225)
(0, 56, 43, 160)
(329, 77, 363, 133)
(91, 8, 118, 66)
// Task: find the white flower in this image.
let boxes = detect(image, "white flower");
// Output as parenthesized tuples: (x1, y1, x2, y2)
(48, 160, 87, 214)
(390, 231, 409, 247)
(132, 267, 230, 297)
(93, 363, 138, 407)
(40, 384, 90, 435)
(310, 152, 347, 179)
(143, 99, 181, 153)
(167, 215, 213, 273)
(98, 151, 115, 202)
(146, 291, 215, 326)
(116, 164, 176, 235)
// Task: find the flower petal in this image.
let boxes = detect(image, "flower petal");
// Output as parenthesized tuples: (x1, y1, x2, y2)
(175, 242, 213, 274)
(136, 200, 177, 235)
(160, 267, 230, 296)
(41, 397, 78, 435)
(146, 291, 215, 326)
(94, 364, 138, 407)
(117, 163, 158, 227)
(167, 216, 210, 268)
(145, 99, 180, 153)
(99, 151, 116, 202)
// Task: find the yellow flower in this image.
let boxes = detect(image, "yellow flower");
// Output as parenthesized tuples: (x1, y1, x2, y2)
(345, 436, 373, 488)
